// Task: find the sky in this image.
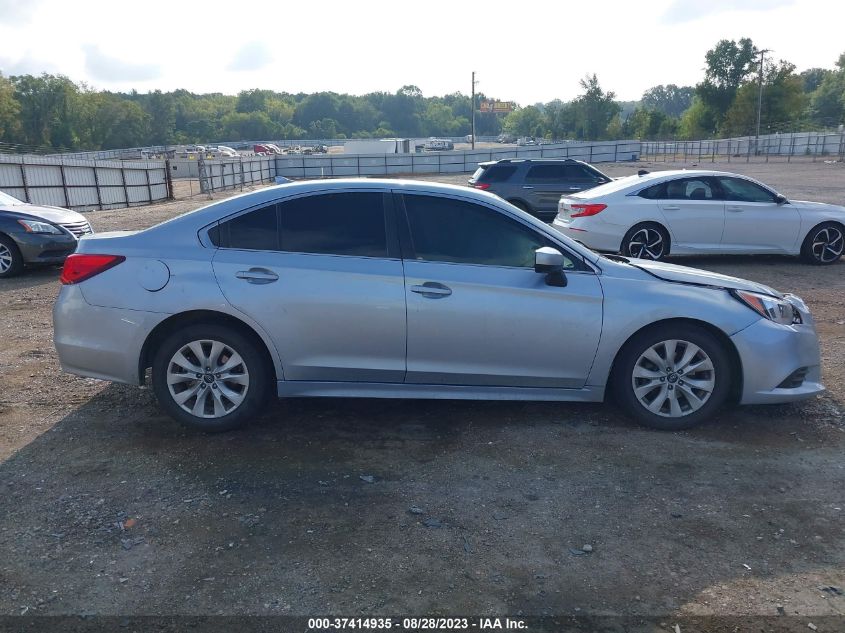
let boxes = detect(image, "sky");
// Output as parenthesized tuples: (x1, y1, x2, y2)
(1, 0, 843, 104)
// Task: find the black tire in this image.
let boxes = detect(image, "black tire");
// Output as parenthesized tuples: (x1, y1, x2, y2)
(612, 324, 731, 430)
(152, 324, 270, 432)
(620, 223, 670, 261)
(800, 221, 844, 265)
(0, 234, 24, 278)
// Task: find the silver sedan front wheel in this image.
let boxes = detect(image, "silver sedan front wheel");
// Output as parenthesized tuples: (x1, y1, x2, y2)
(167, 339, 250, 418)
(631, 339, 715, 418)
(614, 324, 730, 430)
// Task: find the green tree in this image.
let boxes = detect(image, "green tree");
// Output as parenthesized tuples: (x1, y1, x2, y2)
(678, 98, 718, 139)
(696, 38, 758, 122)
(0, 73, 21, 142)
(641, 84, 694, 117)
(721, 61, 806, 135)
(570, 74, 620, 140)
(807, 52, 845, 125)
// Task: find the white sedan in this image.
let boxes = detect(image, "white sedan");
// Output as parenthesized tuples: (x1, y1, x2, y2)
(552, 169, 845, 265)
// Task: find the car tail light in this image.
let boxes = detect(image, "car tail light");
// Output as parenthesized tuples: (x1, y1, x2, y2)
(472, 182, 491, 190)
(570, 203, 607, 218)
(60, 254, 125, 285)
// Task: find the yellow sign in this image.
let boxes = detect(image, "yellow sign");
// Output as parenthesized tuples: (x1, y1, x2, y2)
(479, 100, 515, 113)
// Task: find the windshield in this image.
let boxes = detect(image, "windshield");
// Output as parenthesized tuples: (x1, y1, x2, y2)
(0, 191, 24, 205)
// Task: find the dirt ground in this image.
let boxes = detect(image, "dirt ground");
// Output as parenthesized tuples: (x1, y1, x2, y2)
(1, 161, 844, 626)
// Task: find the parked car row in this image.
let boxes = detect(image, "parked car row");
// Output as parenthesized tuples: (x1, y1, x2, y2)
(469, 159, 845, 266)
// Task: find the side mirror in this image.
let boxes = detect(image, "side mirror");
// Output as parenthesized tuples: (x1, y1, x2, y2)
(774, 194, 788, 205)
(534, 247, 567, 287)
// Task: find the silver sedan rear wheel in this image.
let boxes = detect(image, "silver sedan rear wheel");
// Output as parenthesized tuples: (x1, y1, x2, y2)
(166, 339, 250, 419)
(623, 225, 668, 260)
(631, 339, 715, 418)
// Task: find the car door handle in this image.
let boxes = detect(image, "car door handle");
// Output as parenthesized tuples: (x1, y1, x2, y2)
(662, 205, 680, 211)
(235, 268, 279, 284)
(726, 206, 744, 212)
(410, 282, 452, 298)
(522, 186, 534, 190)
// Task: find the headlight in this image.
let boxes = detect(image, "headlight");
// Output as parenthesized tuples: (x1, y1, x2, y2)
(17, 219, 63, 235)
(732, 289, 801, 325)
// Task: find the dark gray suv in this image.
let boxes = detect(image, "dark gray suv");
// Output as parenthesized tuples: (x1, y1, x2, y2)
(468, 159, 612, 221)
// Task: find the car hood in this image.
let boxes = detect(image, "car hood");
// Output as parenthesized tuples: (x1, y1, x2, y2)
(791, 199, 845, 213)
(1, 203, 88, 224)
(625, 258, 781, 297)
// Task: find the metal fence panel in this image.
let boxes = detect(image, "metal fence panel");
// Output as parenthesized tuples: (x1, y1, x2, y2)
(0, 154, 170, 210)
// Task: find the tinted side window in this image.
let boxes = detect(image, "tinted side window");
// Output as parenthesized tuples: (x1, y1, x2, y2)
(279, 192, 387, 257)
(525, 164, 567, 182)
(664, 178, 717, 200)
(564, 164, 601, 180)
(639, 183, 666, 199)
(717, 177, 777, 203)
(219, 204, 279, 250)
(403, 195, 553, 268)
(481, 165, 518, 182)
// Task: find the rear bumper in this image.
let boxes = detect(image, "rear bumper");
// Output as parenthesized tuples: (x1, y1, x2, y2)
(13, 231, 77, 264)
(731, 299, 824, 404)
(53, 285, 168, 385)
(552, 218, 622, 252)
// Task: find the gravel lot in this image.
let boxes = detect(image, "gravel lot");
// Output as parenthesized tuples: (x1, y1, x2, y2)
(1, 160, 844, 625)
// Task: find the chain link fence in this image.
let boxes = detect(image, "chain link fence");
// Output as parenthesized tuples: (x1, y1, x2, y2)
(641, 131, 845, 164)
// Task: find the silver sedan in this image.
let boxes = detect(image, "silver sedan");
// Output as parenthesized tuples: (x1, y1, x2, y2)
(53, 179, 824, 431)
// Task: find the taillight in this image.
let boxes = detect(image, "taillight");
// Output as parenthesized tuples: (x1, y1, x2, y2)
(570, 203, 607, 218)
(60, 254, 125, 285)
(472, 182, 491, 190)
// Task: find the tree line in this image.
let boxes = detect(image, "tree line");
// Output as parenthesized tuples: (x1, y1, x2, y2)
(0, 38, 843, 152)
(501, 40, 845, 142)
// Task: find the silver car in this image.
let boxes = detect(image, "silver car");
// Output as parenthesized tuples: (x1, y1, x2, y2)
(53, 179, 824, 432)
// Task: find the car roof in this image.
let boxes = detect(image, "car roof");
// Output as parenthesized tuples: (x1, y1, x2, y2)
(479, 158, 580, 166)
(153, 178, 508, 229)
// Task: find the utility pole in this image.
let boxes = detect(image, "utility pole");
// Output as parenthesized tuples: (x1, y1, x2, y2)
(755, 49, 771, 154)
(471, 71, 476, 150)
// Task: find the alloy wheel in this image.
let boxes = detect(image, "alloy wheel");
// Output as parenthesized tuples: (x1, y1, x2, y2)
(166, 339, 250, 418)
(0, 243, 12, 274)
(631, 339, 715, 418)
(627, 228, 665, 260)
(811, 226, 844, 263)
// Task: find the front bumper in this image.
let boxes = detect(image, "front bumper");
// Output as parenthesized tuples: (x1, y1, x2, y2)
(731, 295, 824, 404)
(53, 285, 168, 385)
(13, 231, 77, 264)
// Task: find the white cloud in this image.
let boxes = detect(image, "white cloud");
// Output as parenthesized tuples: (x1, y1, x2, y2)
(227, 41, 274, 72)
(82, 44, 161, 82)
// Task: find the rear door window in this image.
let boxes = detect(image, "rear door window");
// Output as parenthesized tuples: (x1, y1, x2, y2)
(525, 164, 568, 183)
(278, 192, 388, 257)
(663, 177, 718, 200)
(215, 204, 279, 250)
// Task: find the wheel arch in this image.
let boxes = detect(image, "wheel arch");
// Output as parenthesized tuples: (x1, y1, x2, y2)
(606, 317, 743, 404)
(800, 219, 845, 250)
(138, 309, 279, 386)
(620, 220, 672, 256)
